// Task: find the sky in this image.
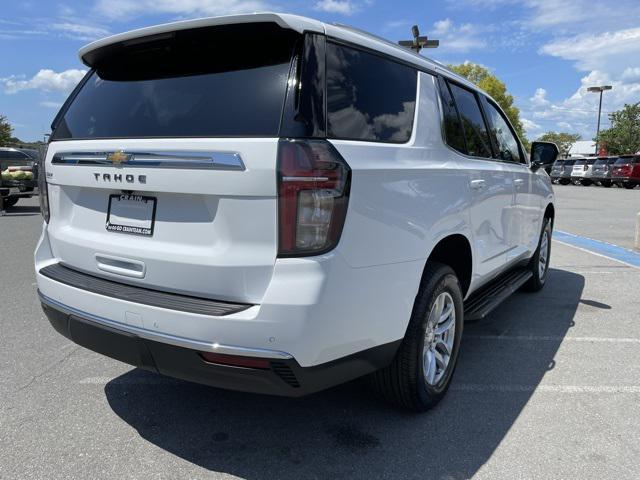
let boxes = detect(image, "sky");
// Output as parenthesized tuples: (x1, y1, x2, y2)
(1, 0, 639, 142)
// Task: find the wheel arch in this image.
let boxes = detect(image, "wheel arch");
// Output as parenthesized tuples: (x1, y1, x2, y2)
(423, 233, 473, 297)
(544, 202, 555, 227)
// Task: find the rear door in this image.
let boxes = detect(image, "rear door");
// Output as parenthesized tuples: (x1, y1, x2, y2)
(481, 97, 541, 259)
(44, 22, 301, 304)
(440, 78, 515, 279)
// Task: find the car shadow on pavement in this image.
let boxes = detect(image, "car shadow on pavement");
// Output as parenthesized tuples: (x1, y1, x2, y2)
(105, 267, 584, 479)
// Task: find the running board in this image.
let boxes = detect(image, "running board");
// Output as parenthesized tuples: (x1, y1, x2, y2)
(463, 268, 532, 322)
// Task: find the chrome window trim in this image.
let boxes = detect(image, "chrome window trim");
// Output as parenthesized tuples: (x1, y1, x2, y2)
(51, 151, 245, 171)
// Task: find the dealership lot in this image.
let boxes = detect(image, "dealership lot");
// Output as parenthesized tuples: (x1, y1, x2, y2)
(1, 192, 639, 480)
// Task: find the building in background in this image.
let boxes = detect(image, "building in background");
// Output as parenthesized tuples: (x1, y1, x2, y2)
(568, 140, 597, 157)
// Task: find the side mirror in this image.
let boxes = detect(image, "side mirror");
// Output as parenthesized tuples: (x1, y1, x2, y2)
(530, 141, 559, 171)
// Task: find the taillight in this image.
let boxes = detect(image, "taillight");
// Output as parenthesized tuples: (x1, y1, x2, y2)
(277, 139, 351, 257)
(37, 143, 50, 223)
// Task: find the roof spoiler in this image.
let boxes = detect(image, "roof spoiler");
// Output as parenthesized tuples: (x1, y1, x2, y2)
(78, 13, 324, 67)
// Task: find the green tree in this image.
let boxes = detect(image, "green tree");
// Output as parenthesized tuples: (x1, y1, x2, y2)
(596, 103, 640, 155)
(0, 115, 13, 146)
(448, 63, 529, 151)
(536, 131, 581, 157)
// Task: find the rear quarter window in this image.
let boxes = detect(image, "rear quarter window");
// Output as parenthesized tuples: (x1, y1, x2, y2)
(326, 42, 417, 143)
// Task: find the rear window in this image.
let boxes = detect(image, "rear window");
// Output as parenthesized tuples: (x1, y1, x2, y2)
(574, 159, 586, 166)
(594, 158, 608, 166)
(326, 42, 417, 143)
(614, 157, 632, 165)
(564, 160, 576, 166)
(553, 160, 564, 166)
(52, 23, 299, 140)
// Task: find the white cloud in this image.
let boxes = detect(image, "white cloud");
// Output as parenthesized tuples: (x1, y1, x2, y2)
(621, 67, 640, 84)
(524, 70, 640, 138)
(40, 101, 63, 108)
(2, 69, 87, 95)
(540, 27, 640, 73)
(314, 0, 358, 14)
(521, 117, 542, 136)
(51, 22, 111, 41)
(95, 0, 271, 19)
(530, 88, 549, 108)
(430, 19, 488, 53)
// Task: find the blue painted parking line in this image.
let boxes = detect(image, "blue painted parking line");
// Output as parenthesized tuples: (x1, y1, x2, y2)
(553, 230, 640, 268)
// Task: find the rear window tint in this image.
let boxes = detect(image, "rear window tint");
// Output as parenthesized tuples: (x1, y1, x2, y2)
(52, 23, 298, 140)
(448, 82, 492, 158)
(326, 42, 417, 143)
(574, 159, 586, 165)
(564, 160, 576, 166)
(437, 77, 467, 154)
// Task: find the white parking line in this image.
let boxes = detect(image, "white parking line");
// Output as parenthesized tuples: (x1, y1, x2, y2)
(452, 384, 640, 393)
(465, 334, 640, 344)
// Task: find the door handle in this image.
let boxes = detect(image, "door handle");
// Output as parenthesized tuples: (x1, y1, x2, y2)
(469, 179, 486, 190)
(514, 179, 525, 187)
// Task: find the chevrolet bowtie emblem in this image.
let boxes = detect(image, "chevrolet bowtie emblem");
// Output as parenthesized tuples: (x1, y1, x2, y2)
(106, 150, 130, 165)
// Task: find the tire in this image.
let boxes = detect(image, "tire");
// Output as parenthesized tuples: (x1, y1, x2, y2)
(602, 181, 612, 188)
(370, 262, 464, 411)
(522, 217, 552, 292)
(623, 183, 636, 189)
(559, 179, 570, 185)
(3, 197, 19, 208)
(580, 179, 592, 186)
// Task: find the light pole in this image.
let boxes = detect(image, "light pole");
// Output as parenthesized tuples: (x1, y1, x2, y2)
(587, 85, 612, 155)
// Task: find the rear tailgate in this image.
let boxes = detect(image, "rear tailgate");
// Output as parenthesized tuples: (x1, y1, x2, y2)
(43, 21, 302, 304)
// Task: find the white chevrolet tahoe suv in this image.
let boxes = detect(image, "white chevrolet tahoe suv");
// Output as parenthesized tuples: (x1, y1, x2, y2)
(35, 14, 557, 411)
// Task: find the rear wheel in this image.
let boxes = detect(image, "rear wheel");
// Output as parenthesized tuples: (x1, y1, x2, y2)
(602, 180, 612, 188)
(522, 217, 552, 292)
(559, 179, 570, 185)
(580, 179, 592, 186)
(623, 183, 636, 189)
(370, 262, 463, 411)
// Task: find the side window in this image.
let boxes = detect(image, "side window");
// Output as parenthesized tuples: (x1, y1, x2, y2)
(326, 42, 417, 143)
(448, 82, 493, 158)
(483, 100, 524, 163)
(437, 77, 467, 154)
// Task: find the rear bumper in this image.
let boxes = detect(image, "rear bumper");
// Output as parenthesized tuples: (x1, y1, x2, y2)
(36, 224, 418, 368)
(40, 292, 399, 397)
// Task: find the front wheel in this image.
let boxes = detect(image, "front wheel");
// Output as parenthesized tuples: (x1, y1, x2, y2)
(623, 183, 636, 189)
(370, 262, 464, 411)
(602, 180, 612, 188)
(522, 217, 552, 292)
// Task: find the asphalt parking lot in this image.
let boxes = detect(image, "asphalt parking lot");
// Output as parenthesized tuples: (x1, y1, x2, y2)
(1, 191, 639, 480)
